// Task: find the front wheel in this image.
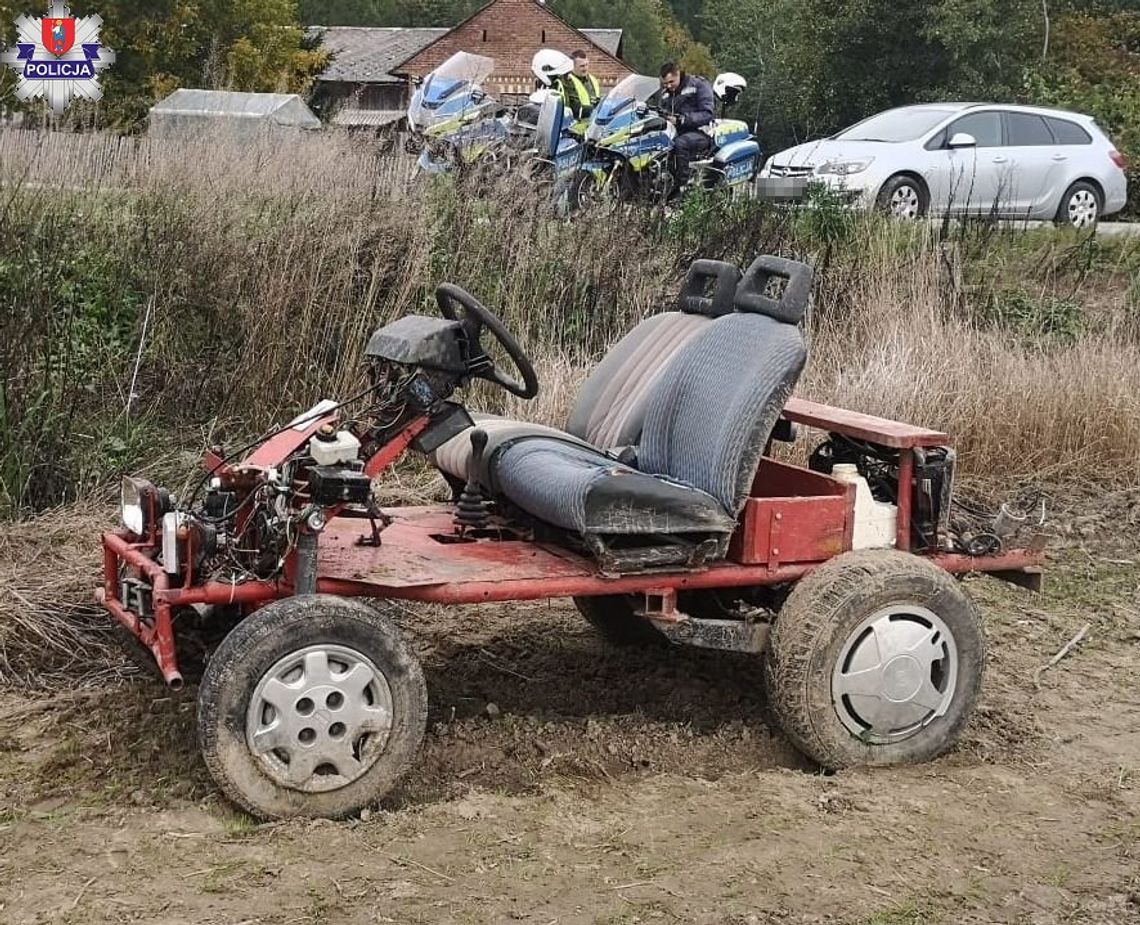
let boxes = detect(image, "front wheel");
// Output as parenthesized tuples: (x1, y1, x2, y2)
(762, 550, 985, 769)
(569, 168, 614, 213)
(876, 174, 929, 219)
(198, 594, 428, 820)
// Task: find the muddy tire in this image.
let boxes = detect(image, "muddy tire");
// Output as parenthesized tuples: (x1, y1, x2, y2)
(573, 595, 664, 646)
(762, 550, 985, 769)
(198, 594, 427, 820)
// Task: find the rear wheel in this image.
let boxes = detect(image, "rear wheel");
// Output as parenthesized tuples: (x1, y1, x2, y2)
(762, 550, 985, 768)
(198, 594, 427, 820)
(573, 589, 756, 646)
(573, 595, 664, 645)
(876, 174, 928, 219)
(1055, 180, 1102, 229)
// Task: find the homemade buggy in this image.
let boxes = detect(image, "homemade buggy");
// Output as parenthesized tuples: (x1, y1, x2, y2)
(98, 255, 1045, 819)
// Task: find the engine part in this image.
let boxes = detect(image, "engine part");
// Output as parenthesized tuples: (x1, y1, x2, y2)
(912, 447, 955, 551)
(204, 489, 239, 520)
(810, 435, 955, 551)
(308, 466, 373, 506)
(161, 512, 186, 575)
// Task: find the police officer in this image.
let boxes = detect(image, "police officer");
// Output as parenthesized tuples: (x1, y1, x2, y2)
(556, 50, 601, 121)
(658, 61, 715, 197)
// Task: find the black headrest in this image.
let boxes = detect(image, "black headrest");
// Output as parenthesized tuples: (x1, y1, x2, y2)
(734, 255, 814, 324)
(677, 259, 741, 317)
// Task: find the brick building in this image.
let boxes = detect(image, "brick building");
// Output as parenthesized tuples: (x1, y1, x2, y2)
(311, 0, 630, 128)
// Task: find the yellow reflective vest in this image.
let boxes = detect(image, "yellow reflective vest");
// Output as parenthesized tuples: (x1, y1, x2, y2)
(559, 73, 601, 119)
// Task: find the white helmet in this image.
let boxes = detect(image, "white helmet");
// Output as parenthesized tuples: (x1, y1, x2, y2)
(713, 72, 747, 101)
(531, 49, 573, 87)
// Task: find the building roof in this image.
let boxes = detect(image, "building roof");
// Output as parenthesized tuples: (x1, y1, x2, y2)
(331, 108, 407, 127)
(580, 29, 622, 57)
(149, 89, 322, 127)
(310, 23, 624, 85)
(309, 27, 449, 84)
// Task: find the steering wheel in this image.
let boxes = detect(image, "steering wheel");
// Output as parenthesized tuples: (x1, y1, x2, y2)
(436, 283, 539, 400)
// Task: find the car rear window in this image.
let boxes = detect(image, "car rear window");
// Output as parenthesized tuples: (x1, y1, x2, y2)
(1045, 116, 1092, 145)
(1005, 112, 1054, 146)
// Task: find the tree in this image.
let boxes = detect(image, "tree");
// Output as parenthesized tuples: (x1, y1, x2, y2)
(552, 0, 711, 75)
(298, 0, 481, 25)
(703, 0, 950, 147)
(1030, 11, 1140, 211)
(667, 0, 705, 36)
(925, 0, 1044, 99)
(92, 0, 328, 127)
(703, 0, 1053, 152)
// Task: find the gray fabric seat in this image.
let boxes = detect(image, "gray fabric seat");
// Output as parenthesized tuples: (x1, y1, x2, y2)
(489, 256, 812, 550)
(486, 438, 734, 535)
(432, 259, 741, 483)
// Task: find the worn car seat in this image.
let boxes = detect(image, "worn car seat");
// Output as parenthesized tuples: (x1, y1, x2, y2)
(485, 255, 812, 562)
(432, 258, 742, 483)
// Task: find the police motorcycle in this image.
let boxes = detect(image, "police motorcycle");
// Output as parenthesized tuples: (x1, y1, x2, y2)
(569, 71, 761, 211)
(405, 51, 512, 174)
(509, 50, 595, 206)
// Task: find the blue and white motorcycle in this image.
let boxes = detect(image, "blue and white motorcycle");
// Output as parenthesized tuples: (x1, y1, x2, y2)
(570, 72, 762, 210)
(507, 50, 592, 202)
(405, 51, 511, 174)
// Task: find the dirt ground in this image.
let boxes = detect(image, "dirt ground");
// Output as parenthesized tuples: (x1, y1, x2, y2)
(1, 507, 1139, 924)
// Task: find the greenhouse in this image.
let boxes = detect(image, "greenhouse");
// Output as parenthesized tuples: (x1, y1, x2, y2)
(148, 89, 322, 140)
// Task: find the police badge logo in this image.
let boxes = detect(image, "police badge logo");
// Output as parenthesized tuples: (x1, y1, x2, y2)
(1, 3, 116, 114)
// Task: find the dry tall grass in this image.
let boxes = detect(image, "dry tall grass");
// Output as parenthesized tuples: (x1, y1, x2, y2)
(1, 126, 1139, 518)
(802, 225, 1140, 483)
(2, 127, 1140, 686)
(0, 501, 130, 686)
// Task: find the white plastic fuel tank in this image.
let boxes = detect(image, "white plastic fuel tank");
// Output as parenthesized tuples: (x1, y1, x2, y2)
(831, 463, 898, 549)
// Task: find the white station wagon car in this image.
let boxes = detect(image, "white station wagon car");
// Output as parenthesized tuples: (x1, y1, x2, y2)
(758, 103, 1129, 227)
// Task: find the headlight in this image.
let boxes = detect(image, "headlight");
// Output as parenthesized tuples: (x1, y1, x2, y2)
(815, 158, 874, 176)
(120, 476, 170, 537)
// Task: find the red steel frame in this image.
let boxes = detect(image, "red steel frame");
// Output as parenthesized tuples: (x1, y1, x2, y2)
(97, 400, 1045, 689)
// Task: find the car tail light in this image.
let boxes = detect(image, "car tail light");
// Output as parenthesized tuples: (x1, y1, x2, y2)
(1110, 150, 1127, 170)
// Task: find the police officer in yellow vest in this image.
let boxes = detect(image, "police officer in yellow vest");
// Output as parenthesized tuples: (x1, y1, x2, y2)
(555, 50, 601, 120)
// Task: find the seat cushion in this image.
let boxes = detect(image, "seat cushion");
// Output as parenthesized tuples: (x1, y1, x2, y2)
(567, 311, 712, 448)
(434, 414, 533, 482)
(491, 437, 734, 536)
(432, 311, 711, 484)
(431, 414, 600, 485)
(639, 311, 806, 515)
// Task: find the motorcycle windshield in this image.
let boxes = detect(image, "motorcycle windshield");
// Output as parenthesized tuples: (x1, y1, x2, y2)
(586, 74, 659, 142)
(407, 51, 495, 130)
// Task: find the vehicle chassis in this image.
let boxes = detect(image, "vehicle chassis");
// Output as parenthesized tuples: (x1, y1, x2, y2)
(98, 396, 1044, 692)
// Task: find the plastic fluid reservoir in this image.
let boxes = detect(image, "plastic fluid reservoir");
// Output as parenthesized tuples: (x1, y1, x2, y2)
(831, 463, 898, 549)
(309, 431, 362, 467)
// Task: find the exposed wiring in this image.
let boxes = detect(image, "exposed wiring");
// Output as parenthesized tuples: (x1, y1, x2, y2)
(181, 380, 386, 516)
